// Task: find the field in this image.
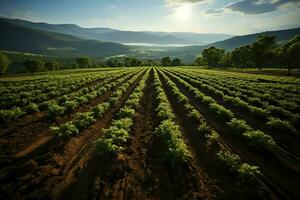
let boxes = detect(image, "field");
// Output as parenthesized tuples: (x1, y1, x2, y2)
(0, 67, 300, 200)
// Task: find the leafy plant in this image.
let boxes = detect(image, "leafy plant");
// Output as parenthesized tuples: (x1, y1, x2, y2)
(243, 130, 276, 151)
(74, 112, 95, 130)
(51, 122, 79, 139)
(209, 103, 234, 122)
(117, 106, 135, 119)
(46, 102, 65, 120)
(267, 117, 297, 136)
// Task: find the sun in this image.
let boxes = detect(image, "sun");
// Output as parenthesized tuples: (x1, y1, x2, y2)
(174, 4, 192, 21)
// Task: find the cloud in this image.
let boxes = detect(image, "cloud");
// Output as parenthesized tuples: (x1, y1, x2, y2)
(165, 0, 209, 5)
(2, 10, 41, 22)
(205, 0, 300, 15)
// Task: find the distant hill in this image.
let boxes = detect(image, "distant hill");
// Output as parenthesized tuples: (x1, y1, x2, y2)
(0, 18, 233, 45)
(0, 19, 130, 57)
(166, 27, 300, 62)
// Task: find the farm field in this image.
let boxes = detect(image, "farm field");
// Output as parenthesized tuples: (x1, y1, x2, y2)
(0, 67, 300, 200)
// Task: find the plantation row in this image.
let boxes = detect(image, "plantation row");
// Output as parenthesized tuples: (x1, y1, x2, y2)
(0, 69, 141, 123)
(0, 67, 299, 200)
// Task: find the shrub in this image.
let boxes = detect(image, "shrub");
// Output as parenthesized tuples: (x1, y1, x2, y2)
(94, 138, 118, 157)
(51, 122, 79, 139)
(198, 123, 210, 134)
(103, 126, 129, 144)
(217, 150, 241, 171)
(91, 102, 110, 118)
(267, 117, 297, 136)
(223, 96, 249, 110)
(187, 108, 201, 121)
(76, 96, 89, 104)
(243, 130, 276, 151)
(238, 163, 261, 179)
(46, 102, 65, 120)
(65, 100, 78, 113)
(209, 103, 234, 122)
(156, 103, 175, 121)
(25, 103, 39, 113)
(201, 95, 215, 105)
(112, 118, 133, 132)
(0, 107, 23, 122)
(249, 106, 269, 121)
(206, 130, 220, 147)
(74, 112, 95, 130)
(117, 106, 135, 119)
(227, 118, 251, 136)
(155, 119, 191, 166)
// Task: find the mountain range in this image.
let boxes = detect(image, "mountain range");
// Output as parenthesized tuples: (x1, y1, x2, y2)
(0, 18, 233, 46)
(1, 17, 300, 62)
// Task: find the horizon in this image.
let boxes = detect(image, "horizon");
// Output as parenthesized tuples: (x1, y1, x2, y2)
(1, 0, 300, 35)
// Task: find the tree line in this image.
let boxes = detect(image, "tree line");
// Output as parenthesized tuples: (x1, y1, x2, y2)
(194, 35, 300, 75)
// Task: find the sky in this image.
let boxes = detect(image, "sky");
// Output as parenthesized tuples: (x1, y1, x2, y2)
(1, 0, 300, 35)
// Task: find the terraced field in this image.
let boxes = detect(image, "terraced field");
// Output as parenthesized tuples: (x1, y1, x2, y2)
(0, 67, 299, 200)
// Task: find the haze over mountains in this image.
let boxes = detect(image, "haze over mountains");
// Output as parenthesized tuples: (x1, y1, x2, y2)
(0, 18, 233, 46)
(1, 17, 300, 62)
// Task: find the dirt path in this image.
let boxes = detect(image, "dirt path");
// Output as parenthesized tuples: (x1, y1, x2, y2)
(156, 69, 223, 200)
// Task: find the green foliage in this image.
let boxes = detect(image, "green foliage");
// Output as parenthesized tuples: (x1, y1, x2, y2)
(267, 117, 297, 135)
(45, 61, 60, 70)
(111, 118, 133, 132)
(94, 138, 118, 157)
(249, 106, 269, 121)
(155, 119, 191, 166)
(46, 102, 65, 120)
(161, 56, 172, 67)
(24, 59, 45, 73)
(201, 46, 225, 67)
(25, 103, 39, 113)
(0, 107, 23, 122)
(243, 130, 276, 151)
(0, 52, 10, 74)
(51, 122, 79, 139)
(217, 150, 241, 171)
(76, 57, 92, 68)
(74, 112, 95, 130)
(103, 126, 130, 144)
(117, 106, 135, 119)
(65, 100, 78, 113)
(209, 103, 234, 121)
(91, 102, 110, 118)
(238, 163, 261, 179)
(227, 118, 251, 136)
(171, 58, 182, 66)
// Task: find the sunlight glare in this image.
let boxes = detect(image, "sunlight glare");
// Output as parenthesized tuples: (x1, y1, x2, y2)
(174, 4, 192, 21)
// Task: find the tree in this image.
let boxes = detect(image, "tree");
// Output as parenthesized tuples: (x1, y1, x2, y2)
(45, 61, 59, 71)
(282, 35, 300, 75)
(231, 45, 253, 68)
(194, 56, 207, 66)
(220, 52, 232, 68)
(161, 57, 172, 66)
(172, 58, 182, 66)
(0, 52, 10, 74)
(251, 35, 276, 69)
(76, 57, 92, 68)
(25, 59, 45, 73)
(202, 46, 225, 67)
